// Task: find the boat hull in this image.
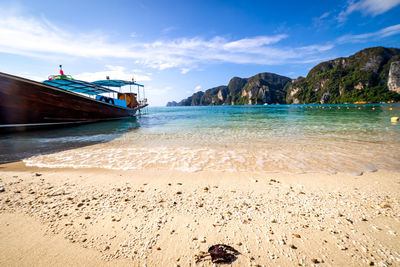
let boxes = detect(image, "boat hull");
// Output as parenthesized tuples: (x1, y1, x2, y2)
(0, 72, 138, 131)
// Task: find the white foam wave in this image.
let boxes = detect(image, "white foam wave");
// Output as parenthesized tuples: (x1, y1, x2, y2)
(37, 134, 118, 143)
(23, 138, 400, 175)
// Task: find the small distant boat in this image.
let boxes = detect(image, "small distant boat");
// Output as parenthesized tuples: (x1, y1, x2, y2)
(0, 66, 148, 131)
(354, 101, 369, 104)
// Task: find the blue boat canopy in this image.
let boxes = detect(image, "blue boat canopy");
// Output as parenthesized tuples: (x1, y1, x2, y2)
(43, 79, 118, 95)
(93, 80, 144, 88)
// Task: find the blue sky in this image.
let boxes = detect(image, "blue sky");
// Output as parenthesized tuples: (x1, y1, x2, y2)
(0, 0, 399, 106)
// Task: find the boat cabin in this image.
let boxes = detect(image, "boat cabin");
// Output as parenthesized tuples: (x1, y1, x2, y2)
(93, 79, 146, 109)
(43, 71, 147, 110)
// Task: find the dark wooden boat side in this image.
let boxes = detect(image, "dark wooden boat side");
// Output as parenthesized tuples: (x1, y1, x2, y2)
(0, 72, 140, 131)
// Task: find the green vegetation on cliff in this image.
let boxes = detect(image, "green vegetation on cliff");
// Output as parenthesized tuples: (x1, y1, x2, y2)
(167, 46, 400, 106)
(286, 47, 400, 104)
(167, 73, 291, 106)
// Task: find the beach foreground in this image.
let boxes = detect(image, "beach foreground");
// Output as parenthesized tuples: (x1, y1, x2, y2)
(0, 163, 399, 266)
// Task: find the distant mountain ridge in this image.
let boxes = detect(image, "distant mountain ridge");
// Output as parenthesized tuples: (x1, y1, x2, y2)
(167, 72, 291, 106)
(167, 46, 400, 106)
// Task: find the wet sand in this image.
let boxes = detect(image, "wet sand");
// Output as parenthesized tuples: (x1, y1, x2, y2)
(0, 162, 399, 266)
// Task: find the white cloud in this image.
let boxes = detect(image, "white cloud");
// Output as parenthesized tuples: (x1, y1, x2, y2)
(186, 85, 202, 94)
(181, 68, 191, 74)
(319, 12, 330, 19)
(74, 65, 152, 82)
(312, 12, 332, 29)
(0, 12, 338, 71)
(162, 26, 177, 34)
(299, 44, 334, 52)
(338, 0, 400, 22)
(337, 24, 400, 43)
(0, 15, 131, 59)
(20, 72, 46, 82)
(223, 34, 287, 50)
(146, 85, 171, 95)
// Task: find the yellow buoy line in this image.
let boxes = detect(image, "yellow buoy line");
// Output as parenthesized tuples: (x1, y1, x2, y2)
(297, 105, 398, 122)
(298, 105, 395, 110)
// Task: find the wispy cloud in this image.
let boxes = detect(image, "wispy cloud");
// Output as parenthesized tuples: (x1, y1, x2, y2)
(186, 85, 202, 94)
(181, 68, 191, 74)
(147, 85, 171, 95)
(312, 11, 333, 30)
(223, 34, 287, 50)
(298, 44, 334, 52)
(0, 12, 338, 71)
(162, 26, 177, 34)
(319, 12, 331, 19)
(338, 0, 400, 22)
(19, 72, 47, 82)
(0, 14, 131, 59)
(74, 65, 152, 82)
(6, 10, 398, 74)
(337, 24, 400, 43)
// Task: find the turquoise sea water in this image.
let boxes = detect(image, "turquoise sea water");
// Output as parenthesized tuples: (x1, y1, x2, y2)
(2, 104, 400, 174)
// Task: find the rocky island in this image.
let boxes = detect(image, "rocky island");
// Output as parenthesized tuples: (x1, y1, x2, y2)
(167, 47, 400, 106)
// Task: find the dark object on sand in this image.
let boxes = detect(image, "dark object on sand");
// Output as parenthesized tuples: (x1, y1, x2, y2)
(208, 244, 239, 263)
(195, 244, 240, 263)
(209, 244, 240, 263)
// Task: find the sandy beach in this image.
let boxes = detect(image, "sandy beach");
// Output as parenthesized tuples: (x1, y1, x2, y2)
(0, 162, 399, 266)
(1, 0, 400, 265)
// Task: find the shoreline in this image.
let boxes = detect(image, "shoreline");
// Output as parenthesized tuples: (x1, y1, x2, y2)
(1, 162, 399, 266)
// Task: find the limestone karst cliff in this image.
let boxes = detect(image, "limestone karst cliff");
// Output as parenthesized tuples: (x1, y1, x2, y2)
(167, 47, 400, 106)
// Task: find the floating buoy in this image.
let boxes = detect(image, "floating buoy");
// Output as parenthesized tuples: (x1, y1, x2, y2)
(372, 107, 375, 110)
(389, 107, 393, 110)
(391, 117, 399, 122)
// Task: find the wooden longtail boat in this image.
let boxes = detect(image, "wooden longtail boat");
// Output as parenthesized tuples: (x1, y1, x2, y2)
(0, 68, 148, 131)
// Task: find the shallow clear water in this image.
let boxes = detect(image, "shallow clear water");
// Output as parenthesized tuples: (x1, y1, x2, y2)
(2, 104, 400, 174)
